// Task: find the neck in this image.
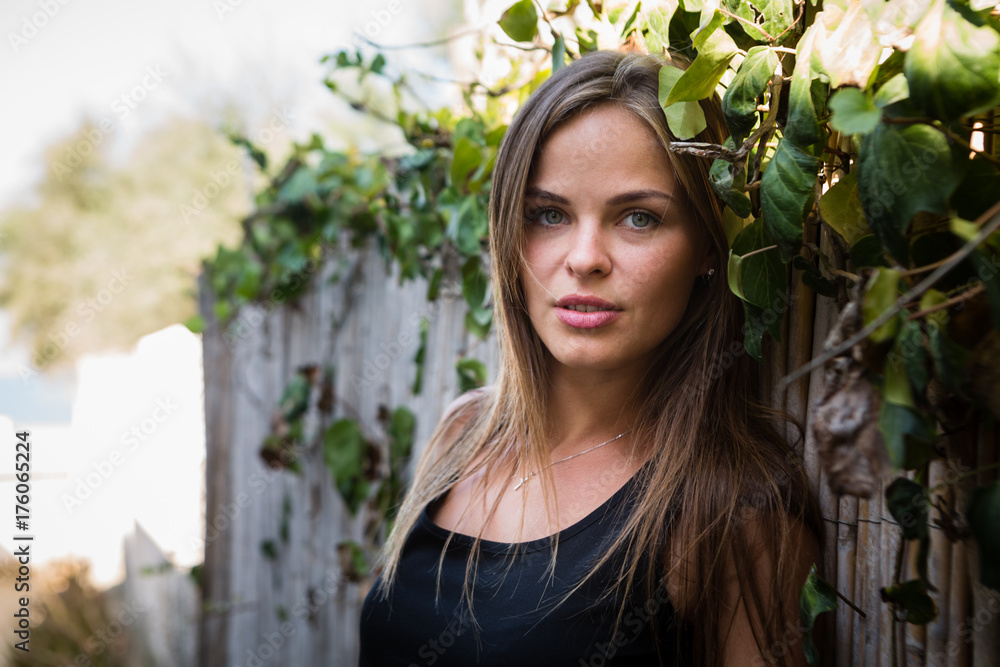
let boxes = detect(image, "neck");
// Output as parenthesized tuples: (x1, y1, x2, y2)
(542, 361, 645, 453)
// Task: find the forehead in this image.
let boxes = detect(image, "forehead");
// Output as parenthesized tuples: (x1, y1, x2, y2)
(528, 104, 677, 192)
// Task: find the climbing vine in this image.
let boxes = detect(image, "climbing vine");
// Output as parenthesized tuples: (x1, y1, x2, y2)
(197, 0, 1000, 660)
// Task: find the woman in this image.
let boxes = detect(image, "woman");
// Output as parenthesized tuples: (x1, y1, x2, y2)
(359, 49, 822, 666)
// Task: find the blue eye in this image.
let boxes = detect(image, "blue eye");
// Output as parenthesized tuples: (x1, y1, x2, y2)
(623, 211, 657, 228)
(527, 208, 566, 226)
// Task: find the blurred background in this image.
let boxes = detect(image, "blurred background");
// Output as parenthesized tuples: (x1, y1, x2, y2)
(0, 0, 489, 663)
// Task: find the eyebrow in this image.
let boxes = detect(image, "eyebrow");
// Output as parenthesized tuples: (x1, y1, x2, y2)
(524, 187, 675, 206)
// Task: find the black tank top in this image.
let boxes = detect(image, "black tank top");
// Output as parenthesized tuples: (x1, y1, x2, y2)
(358, 463, 690, 666)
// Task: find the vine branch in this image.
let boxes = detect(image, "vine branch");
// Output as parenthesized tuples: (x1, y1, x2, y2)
(781, 199, 1000, 387)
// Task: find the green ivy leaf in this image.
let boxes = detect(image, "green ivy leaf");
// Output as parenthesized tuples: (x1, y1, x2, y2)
(658, 65, 708, 140)
(661, 22, 737, 106)
(857, 122, 962, 265)
(904, 0, 1000, 122)
(337, 540, 370, 581)
(464, 308, 493, 339)
(885, 334, 916, 408)
(813, 2, 882, 89)
(927, 322, 969, 396)
(721, 46, 778, 144)
(730, 219, 786, 310)
(691, 8, 726, 50)
(785, 26, 821, 147)
(499, 0, 539, 42)
(412, 317, 428, 394)
(552, 32, 566, 72)
(849, 235, 889, 269)
(450, 137, 482, 190)
(828, 88, 882, 136)
(461, 256, 488, 311)
(741, 299, 782, 362)
(862, 268, 901, 344)
(895, 319, 929, 396)
(278, 166, 319, 203)
(967, 481, 1000, 591)
(878, 401, 936, 470)
(918, 289, 948, 329)
(709, 156, 752, 217)
(886, 477, 930, 542)
(230, 135, 267, 170)
(615, 0, 642, 36)
(184, 314, 206, 334)
(389, 406, 416, 463)
(642, 5, 674, 54)
(727, 251, 747, 301)
(323, 419, 370, 515)
(873, 73, 910, 109)
(575, 26, 599, 54)
(443, 191, 488, 256)
(799, 565, 838, 665)
(793, 256, 838, 298)
(881, 579, 938, 624)
(760, 140, 818, 261)
(751, 0, 795, 41)
(457, 357, 488, 392)
(723, 0, 768, 41)
(214, 301, 232, 322)
(819, 172, 868, 247)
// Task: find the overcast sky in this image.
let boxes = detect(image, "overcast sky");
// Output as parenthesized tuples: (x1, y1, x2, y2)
(0, 0, 465, 211)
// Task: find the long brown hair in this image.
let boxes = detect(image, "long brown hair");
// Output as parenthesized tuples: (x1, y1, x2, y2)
(377, 50, 822, 666)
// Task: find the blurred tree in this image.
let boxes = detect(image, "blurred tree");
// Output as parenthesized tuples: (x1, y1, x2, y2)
(4, 558, 136, 666)
(0, 118, 249, 371)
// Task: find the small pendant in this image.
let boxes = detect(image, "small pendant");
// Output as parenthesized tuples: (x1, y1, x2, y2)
(513, 472, 533, 491)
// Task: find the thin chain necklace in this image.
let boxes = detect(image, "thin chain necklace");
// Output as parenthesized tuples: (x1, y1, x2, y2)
(511, 429, 633, 491)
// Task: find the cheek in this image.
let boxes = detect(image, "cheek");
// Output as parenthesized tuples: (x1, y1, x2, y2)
(636, 259, 699, 308)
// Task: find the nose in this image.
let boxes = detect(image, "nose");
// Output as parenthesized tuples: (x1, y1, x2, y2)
(565, 222, 612, 277)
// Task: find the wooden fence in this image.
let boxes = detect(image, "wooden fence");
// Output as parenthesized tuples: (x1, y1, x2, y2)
(198, 231, 1000, 665)
(196, 242, 497, 666)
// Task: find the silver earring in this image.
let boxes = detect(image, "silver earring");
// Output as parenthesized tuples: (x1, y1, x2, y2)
(702, 268, 716, 283)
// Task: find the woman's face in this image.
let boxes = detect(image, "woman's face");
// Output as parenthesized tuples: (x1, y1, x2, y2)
(518, 103, 712, 377)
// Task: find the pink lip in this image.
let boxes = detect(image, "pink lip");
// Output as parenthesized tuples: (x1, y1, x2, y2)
(554, 294, 622, 329)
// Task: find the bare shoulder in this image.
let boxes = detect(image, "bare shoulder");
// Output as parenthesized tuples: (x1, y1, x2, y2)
(430, 384, 493, 455)
(440, 384, 492, 424)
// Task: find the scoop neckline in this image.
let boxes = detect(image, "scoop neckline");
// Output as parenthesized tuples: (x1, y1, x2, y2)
(419, 458, 651, 554)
